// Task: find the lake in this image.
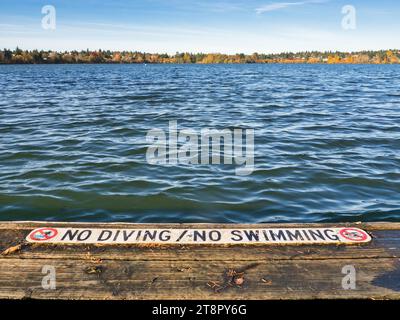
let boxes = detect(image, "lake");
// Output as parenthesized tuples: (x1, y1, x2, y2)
(0, 64, 399, 223)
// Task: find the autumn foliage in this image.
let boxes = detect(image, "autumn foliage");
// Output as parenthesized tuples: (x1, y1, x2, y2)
(1, 48, 399, 64)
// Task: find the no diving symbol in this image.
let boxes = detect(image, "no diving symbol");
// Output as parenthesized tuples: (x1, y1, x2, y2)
(29, 228, 58, 241)
(339, 228, 368, 242)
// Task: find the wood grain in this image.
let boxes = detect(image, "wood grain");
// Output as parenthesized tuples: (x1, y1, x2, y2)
(0, 221, 399, 300)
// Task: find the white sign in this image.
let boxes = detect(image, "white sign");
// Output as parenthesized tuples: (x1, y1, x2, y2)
(26, 227, 371, 245)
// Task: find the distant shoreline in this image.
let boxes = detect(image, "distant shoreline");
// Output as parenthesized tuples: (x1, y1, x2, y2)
(1, 63, 399, 65)
(1, 49, 399, 65)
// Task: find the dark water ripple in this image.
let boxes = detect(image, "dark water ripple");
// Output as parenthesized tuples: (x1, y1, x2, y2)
(0, 64, 399, 223)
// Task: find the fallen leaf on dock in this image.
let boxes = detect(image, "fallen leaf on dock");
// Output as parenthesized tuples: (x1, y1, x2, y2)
(176, 266, 192, 272)
(261, 278, 273, 285)
(234, 276, 244, 285)
(207, 281, 223, 292)
(84, 252, 102, 264)
(84, 266, 103, 274)
(227, 269, 245, 286)
(1, 244, 22, 255)
(207, 268, 247, 293)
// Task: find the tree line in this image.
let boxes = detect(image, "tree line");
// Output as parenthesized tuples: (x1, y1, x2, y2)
(1, 48, 399, 64)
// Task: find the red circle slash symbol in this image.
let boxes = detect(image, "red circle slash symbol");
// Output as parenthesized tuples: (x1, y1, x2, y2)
(29, 228, 58, 241)
(339, 228, 368, 242)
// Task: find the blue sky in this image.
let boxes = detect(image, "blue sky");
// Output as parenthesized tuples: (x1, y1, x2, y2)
(0, 0, 399, 53)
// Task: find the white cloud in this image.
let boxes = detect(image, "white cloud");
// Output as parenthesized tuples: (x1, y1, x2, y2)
(256, 0, 329, 14)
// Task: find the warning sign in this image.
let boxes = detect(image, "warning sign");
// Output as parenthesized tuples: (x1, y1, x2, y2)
(26, 227, 371, 245)
(29, 228, 58, 241)
(339, 228, 369, 242)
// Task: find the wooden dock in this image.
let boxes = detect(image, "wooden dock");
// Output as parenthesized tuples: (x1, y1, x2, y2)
(1, 221, 400, 300)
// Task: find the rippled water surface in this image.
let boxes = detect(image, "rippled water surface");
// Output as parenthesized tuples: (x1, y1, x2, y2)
(0, 64, 399, 223)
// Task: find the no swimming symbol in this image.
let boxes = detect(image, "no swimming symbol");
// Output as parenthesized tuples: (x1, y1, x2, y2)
(339, 228, 369, 242)
(29, 227, 58, 241)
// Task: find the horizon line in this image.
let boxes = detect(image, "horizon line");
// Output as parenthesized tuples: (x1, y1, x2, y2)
(3, 48, 400, 55)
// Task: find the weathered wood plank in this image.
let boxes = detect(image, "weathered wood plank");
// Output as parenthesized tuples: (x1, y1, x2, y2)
(1, 238, 400, 262)
(1, 224, 399, 261)
(0, 257, 399, 300)
(0, 222, 399, 300)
